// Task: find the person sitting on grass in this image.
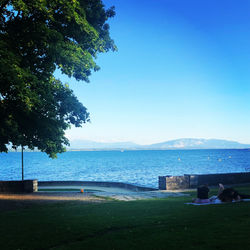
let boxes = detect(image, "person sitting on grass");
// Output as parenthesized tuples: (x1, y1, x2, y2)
(216, 183, 250, 202)
(192, 183, 250, 204)
(192, 184, 210, 203)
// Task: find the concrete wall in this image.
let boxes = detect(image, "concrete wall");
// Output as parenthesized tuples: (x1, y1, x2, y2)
(0, 180, 38, 193)
(159, 172, 250, 190)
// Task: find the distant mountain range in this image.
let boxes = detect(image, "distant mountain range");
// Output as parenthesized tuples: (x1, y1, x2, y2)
(68, 138, 250, 150)
(68, 140, 139, 150)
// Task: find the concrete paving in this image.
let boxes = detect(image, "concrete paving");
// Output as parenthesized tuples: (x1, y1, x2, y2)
(39, 184, 189, 201)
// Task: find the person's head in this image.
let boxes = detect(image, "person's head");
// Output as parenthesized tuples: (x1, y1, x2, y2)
(197, 184, 210, 199)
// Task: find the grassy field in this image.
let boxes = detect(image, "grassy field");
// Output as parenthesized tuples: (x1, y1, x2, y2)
(1, 186, 250, 250)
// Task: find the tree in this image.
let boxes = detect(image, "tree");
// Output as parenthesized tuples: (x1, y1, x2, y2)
(0, 0, 117, 157)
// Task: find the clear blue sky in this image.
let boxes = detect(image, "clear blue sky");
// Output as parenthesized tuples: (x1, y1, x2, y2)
(56, 0, 250, 145)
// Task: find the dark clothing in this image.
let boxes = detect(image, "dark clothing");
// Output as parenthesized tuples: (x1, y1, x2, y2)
(218, 188, 250, 202)
(239, 193, 250, 199)
(218, 188, 236, 202)
(197, 185, 210, 199)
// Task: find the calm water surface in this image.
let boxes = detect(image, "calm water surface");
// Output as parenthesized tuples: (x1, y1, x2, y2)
(1, 149, 250, 188)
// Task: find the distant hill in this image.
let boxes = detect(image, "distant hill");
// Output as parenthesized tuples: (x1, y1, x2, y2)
(68, 140, 140, 150)
(146, 138, 250, 149)
(68, 138, 250, 150)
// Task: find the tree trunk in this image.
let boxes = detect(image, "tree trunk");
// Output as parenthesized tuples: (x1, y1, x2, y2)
(21, 146, 24, 181)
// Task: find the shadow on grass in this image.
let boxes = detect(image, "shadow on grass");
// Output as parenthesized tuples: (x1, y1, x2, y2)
(1, 184, 250, 250)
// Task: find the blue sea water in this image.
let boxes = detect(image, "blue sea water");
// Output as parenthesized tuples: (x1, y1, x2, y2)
(1, 149, 250, 188)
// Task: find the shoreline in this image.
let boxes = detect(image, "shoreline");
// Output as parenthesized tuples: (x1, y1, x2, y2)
(6, 148, 250, 152)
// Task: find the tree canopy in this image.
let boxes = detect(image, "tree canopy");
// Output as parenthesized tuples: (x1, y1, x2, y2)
(0, 0, 116, 157)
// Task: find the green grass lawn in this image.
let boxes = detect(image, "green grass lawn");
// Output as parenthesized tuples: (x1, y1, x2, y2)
(1, 185, 250, 250)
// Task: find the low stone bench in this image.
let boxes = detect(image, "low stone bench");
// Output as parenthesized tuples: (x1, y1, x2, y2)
(0, 180, 38, 193)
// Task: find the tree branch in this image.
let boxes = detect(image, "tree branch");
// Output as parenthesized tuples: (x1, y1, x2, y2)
(0, 0, 9, 9)
(0, 0, 10, 15)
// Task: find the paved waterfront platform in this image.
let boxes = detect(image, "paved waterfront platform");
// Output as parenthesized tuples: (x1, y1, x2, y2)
(39, 181, 157, 192)
(38, 181, 188, 201)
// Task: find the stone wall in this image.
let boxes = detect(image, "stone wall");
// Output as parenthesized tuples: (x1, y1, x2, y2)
(166, 176, 189, 190)
(0, 180, 38, 193)
(158, 175, 171, 190)
(159, 172, 250, 190)
(159, 176, 189, 190)
(187, 172, 250, 188)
